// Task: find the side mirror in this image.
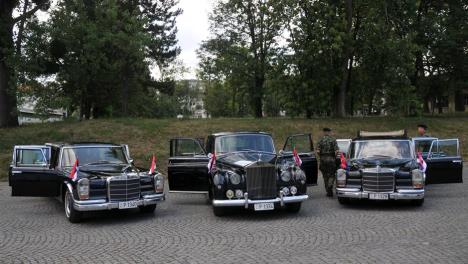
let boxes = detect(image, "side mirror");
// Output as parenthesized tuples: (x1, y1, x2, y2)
(279, 150, 284, 155)
(129, 159, 134, 165)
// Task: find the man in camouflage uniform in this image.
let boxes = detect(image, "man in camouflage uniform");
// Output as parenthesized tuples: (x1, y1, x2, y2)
(317, 128, 339, 197)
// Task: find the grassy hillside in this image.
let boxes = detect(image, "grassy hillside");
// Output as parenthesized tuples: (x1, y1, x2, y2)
(1, 116, 467, 180)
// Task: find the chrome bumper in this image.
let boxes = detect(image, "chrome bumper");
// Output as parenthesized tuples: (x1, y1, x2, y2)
(336, 188, 424, 200)
(212, 191, 308, 208)
(73, 193, 165, 211)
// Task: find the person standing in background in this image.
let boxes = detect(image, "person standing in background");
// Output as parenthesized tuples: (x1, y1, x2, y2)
(417, 124, 430, 137)
(317, 128, 339, 197)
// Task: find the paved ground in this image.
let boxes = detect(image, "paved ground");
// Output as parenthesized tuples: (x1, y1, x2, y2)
(0, 167, 467, 264)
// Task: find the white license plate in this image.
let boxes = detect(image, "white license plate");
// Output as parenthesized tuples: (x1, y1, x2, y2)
(369, 193, 389, 200)
(254, 203, 275, 211)
(118, 200, 139, 209)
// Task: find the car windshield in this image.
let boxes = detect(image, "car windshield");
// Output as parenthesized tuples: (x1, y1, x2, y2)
(215, 134, 275, 154)
(61, 146, 128, 167)
(349, 140, 412, 159)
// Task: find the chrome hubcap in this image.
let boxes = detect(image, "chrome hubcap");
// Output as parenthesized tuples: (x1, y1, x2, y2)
(65, 191, 71, 218)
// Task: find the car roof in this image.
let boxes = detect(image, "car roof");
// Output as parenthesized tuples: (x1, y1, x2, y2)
(411, 137, 438, 141)
(353, 130, 409, 141)
(211, 131, 272, 137)
(46, 142, 121, 148)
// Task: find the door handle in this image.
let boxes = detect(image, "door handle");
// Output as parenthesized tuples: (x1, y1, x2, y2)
(452, 160, 462, 163)
(12, 170, 22, 174)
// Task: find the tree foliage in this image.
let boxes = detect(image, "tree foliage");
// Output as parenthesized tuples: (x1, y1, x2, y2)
(198, 0, 468, 117)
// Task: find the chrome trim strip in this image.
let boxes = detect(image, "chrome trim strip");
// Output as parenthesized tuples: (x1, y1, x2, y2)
(336, 188, 424, 200)
(73, 193, 165, 211)
(212, 194, 309, 207)
(168, 190, 208, 194)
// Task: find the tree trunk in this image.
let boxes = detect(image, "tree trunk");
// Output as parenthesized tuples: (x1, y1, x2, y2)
(0, 1, 19, 127)
(336, 0, 353, 118)
(253, 75, 263, 118)
(16, 0, 30, 55)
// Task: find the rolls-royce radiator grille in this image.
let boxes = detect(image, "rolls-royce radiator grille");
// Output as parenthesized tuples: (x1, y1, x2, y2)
(108, 176, 141, 202)
(362, 168, 395, 192)
(246, 163, 277, 199)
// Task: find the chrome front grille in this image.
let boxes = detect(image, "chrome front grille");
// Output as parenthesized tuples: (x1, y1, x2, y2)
(108, 176, 141, 202)
(246, 163, 277, 199)
(362, 168, 395, 192)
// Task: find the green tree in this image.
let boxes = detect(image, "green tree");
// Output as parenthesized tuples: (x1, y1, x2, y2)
(0, 0, 49, 127)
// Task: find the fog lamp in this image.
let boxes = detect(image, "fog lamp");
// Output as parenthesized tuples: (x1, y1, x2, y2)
(282, 187, 290, 196)
(235, 189, 243, 198)
(226, 189, 234, 199)
(290, 186, 298, 195)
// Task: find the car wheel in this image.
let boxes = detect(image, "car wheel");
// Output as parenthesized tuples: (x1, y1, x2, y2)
(338, 197, 350, 205)
(285, 202, 301, 213)
(139, 204, 157, 214)
(412, 198, 424, 207)
(65, 189, 82, 223)
(213, 206, 226, 217)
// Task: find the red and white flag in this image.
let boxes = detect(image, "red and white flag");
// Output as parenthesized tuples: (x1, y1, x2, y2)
(293, 147, 302, 166)
(69, 159, 79, 181)
(149, 155, 157, 175)
(207, 152, 216, 173)
(340, 153, 348, 170)
(417, 152, 427, 172)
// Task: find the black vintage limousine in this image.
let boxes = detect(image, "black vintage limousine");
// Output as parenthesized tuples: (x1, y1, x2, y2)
(168, 132, 318, 216)
(335, 130, 463, 206)
(8, 143, 165, 223)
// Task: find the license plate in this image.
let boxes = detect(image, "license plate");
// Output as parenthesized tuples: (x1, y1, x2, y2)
(369, 193, 389, 200)
(254, 203, 274, 211)
(118, 200, 139, 209)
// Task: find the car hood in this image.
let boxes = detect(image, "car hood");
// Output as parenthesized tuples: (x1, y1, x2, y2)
(217, 152, 277, 169)
(70, 163, 141, 179)
(350, 158, 416, 169)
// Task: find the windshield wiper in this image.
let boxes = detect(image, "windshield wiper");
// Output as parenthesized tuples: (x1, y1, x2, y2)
(363, 155, 394, 159)
(82, 160, 122, 166)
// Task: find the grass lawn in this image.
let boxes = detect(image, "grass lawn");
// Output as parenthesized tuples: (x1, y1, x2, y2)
(0, 116, 467, 180)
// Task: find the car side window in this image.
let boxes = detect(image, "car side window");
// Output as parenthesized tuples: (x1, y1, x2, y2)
(283, 134, 313, 153)
(16, 149, 46, 166)
(174, 139, 205, 156)
(430, 139, 459, 158)
(415, 140, 434, 153)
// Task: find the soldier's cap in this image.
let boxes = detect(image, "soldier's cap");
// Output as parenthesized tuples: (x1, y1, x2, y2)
(323, 127, 332, 132)
(417, 124, 428, 130)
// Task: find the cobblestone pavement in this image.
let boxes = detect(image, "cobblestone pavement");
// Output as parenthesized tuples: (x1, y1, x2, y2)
(1, 167, 467, 264)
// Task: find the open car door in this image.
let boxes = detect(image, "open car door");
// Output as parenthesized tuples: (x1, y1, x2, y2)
(282, 134, 318, 185)
(337, 139, 352, 156)
(425, 139, 463, 184)
(9, 145, 60, 197)
(168, 138, 210, 192)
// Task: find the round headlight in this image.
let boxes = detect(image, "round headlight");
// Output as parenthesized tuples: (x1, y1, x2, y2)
(229, 171, 241, 185)
(290, 186, 298, 195)
(281, 170, 292, 182)
(226, 189, 234, 199)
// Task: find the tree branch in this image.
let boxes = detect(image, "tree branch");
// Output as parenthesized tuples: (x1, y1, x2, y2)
(12, 4, 41, 24)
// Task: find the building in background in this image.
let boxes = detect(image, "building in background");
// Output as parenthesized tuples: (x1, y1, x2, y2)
(18, 98, 67, 125)
(176, 79, 209, 118)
